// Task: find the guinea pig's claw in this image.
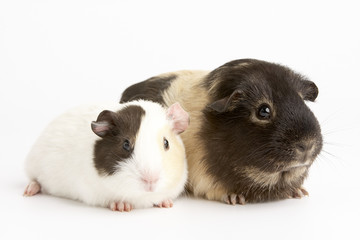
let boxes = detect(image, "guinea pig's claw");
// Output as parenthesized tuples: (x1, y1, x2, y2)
(110, 201, 133, 212)
(154, 199, 174, 208)
(291, 187, 309, 199)
(300, 187, 309, 196)
(23, 181, 41, 197)
(222, 194, 246, 205)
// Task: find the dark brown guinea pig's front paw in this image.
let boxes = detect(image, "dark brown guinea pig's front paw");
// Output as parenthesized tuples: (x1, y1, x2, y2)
(222, 193, 246, 205)
(289, 187, 309, 199)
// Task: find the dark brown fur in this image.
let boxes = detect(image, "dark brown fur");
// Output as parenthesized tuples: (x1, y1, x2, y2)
(201, 59, 322, 202)
(121, 75, 177, 106)
(120, 59, 323, 203)
(93, 105, 145, 175)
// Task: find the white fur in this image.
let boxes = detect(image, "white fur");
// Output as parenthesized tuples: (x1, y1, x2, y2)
(25, 100, 188, 209)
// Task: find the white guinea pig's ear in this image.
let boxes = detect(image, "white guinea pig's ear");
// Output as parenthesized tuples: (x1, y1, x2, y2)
(91, 110, 117, 138)
(166, 102, 190, 134)
(208, 90, 243, 113)
(299, 80, 319, 102)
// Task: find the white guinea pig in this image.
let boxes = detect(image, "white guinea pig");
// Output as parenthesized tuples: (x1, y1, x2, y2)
(24, 100, 189, 212)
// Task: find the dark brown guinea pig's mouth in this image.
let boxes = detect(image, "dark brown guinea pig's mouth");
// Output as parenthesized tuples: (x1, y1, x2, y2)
(281, 163, 309, 172)
(278, 163, 310, 184)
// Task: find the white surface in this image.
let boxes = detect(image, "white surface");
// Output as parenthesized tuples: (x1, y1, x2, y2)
(1, 1, 359, 239)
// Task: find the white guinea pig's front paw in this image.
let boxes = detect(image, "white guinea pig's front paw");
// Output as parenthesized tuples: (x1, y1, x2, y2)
(23, 181, 41, 197)
(109, 201, 133, 212)
(154, 199, 174, 208)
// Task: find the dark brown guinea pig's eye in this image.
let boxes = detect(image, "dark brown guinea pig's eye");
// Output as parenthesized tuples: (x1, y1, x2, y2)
(163, 137, 169, 151)
(123, 139, 131, 151)
(257, 104, 271, 120)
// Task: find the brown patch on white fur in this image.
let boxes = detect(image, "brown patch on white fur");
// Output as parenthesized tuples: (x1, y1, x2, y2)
(161, 70, 229, 198)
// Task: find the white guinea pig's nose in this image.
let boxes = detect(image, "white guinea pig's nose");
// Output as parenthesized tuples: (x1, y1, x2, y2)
(141, 173, 160, 192)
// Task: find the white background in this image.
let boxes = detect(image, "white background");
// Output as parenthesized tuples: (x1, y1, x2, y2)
(1, 0, 359, 239)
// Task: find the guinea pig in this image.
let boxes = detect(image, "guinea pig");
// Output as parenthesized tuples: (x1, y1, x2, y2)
(120, 59, 323, 204)
(24, 100, 189, 211)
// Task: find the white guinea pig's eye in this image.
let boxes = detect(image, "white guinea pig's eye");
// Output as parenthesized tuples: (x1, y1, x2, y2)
(123, 139, 131, 151)
(257, 104, 271, 120)
(163, 137, 169, 151)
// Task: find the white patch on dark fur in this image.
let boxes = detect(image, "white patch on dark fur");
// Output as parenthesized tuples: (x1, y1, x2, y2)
(243, 166, 281, 188)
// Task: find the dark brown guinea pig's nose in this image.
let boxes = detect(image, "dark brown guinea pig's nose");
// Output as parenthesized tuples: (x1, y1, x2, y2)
(296, 142, 309, 152)
(295, 140, 316, 163)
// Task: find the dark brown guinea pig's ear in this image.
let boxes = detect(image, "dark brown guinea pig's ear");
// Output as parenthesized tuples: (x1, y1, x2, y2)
(208, 90, 243, 113)
(91, 110, 118, 137)
(299, 80, 319, 102)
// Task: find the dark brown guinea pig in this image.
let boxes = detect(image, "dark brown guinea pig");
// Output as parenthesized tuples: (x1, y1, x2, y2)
(120, 59, 323, 204)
